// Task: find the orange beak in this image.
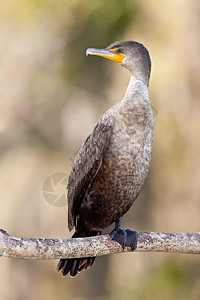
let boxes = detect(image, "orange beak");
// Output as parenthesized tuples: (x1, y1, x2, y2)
(86, 47, 125, 63)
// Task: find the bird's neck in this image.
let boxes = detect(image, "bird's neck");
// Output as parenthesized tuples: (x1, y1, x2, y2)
(123, 76, 148, 102)
(119, 76, 153, 129)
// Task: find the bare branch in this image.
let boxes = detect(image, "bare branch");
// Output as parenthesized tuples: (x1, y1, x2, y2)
(0, 229, 199, 260)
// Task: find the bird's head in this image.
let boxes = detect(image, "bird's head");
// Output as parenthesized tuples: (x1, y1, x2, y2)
(86, 40, 151, 86)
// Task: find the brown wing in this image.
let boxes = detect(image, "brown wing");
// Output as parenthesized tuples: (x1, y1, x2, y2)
(67, 119, 112, 231)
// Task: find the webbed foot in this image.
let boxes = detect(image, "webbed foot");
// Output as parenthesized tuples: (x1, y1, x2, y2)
(125, 229, 138, 251)
(109, 227, 127, 249)
(109, 218, 138, 251)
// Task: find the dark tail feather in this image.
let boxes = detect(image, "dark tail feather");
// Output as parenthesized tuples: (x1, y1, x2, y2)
(57, 230, 101, 277)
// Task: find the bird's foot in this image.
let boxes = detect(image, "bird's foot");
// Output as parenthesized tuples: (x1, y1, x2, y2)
(109, 227, 127, 249)
(109, 228, 138, 251)
(125, 229, 138, 251)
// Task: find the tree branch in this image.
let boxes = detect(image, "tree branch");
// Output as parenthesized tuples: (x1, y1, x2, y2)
(0, 229, 199, 260)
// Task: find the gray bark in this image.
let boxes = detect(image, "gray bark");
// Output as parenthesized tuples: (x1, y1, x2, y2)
(0, 229, 199, 259)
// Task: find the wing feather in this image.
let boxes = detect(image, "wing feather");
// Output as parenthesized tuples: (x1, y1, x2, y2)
(68, 119, 112, 231)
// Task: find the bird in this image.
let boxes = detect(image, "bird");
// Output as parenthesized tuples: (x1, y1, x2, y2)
(57, 40, 154, 277)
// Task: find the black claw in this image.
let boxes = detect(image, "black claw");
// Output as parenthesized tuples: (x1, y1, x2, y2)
(126, 229, 138, 251)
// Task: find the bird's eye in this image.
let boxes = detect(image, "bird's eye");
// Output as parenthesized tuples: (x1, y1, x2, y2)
(117, 48, 122, 53)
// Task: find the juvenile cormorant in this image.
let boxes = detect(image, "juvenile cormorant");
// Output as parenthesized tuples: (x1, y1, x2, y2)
(57, 41, 154, 277)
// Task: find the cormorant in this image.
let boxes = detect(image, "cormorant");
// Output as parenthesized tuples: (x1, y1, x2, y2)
(57, 41, 154, 277)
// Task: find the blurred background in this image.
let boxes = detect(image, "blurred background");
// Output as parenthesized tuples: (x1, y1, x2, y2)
(0, 0, 200, 299)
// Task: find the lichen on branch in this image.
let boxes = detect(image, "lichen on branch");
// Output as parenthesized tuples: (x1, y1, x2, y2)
(0, 229, 199, 260)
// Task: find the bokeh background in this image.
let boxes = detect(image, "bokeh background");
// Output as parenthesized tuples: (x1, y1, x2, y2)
(0, 1, 200, 299)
